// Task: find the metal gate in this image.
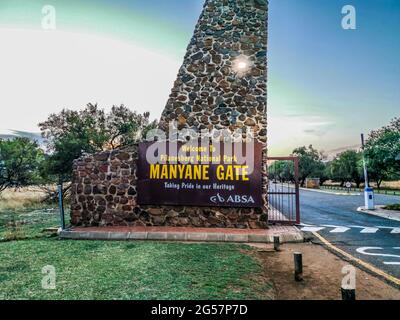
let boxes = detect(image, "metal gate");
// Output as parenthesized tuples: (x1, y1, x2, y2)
(267, 157, 300, 225)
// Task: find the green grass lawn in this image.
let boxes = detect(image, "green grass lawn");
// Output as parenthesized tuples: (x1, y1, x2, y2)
(0, 207, 60, 241)
(321, 185, 400, 196)
(384, 203, 400, 211)
(0, 208, 273, 300)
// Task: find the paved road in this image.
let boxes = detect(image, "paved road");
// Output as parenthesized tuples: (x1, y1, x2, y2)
(297, 189, 400, 279)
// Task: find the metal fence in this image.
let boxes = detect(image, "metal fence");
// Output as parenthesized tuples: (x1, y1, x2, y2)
(267, 157, 300, 225)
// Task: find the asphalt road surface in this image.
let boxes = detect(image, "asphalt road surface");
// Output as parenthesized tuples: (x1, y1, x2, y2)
(298, 188, 400, 279)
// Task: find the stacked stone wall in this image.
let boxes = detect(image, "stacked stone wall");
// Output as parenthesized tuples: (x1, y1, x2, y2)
(71, 147, 267, 228)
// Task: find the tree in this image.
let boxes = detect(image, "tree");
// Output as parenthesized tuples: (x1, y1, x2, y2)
(39, 103, 157, 183)
(292, 145, 324, 187)
(314, 161, 331, 186)
(268, 160, 294, 183)
(106, 105, 156, 149)
(364, 117, 400, 188)
(0, 138, 44, 194)
(329, 150, 364, 187)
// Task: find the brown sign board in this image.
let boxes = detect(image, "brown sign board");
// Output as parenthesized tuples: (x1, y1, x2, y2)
(137, 141, 263, 208)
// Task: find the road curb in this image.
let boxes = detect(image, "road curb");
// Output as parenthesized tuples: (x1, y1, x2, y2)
(301, 187, 361, 196)
(357, 206, 400, 222)
(311, 231, 400, 288)
(59, 229, 304, 244)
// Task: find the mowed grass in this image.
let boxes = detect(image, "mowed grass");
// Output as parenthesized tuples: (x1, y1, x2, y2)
(0, 239, 273, 300)
(0, 207, 59, 241)
(0, 206, 273, 300)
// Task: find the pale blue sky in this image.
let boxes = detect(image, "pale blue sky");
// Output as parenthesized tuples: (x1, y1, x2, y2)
(0, 0, 399, 155)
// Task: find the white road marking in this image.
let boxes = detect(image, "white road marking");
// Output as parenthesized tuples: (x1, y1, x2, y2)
(322, 225, 351, 233)
(298, 223, 400, 234)
(300, 226, 326, 232)
(356, 247, 400, 266)
(300, 223, 400, 234)
(349, 226, 379, 233)
(376, 226, 400, 234)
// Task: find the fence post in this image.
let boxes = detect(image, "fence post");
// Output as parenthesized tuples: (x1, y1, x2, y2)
(294, 157, 300, 224)
(273, 236, 280, 251)
(294, 252, 303, 281)
(58, 184, 65, 230)
(341, 287, 356, 300)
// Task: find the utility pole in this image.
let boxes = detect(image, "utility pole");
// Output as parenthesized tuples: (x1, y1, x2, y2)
(361, 134, 369, 187)
(361, 134, 375, 210)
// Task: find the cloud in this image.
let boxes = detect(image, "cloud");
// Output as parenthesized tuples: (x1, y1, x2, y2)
(302, 118, 333, 137)
(268, 113, 335, 155)
(0, 129, 45, 145)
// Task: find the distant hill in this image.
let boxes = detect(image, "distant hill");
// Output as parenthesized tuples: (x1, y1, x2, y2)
(322, 144, 361, 161)
(0, 129, 45, 146)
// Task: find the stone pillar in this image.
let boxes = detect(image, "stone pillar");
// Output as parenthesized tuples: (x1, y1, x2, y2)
(158, 0, 269, 221)
(159, 0, 268, 141)
(70, 0, 268, 229)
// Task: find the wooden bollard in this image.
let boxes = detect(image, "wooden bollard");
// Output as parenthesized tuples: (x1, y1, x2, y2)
(273, 236, 280, 251)
(341, 287, 356, 300)
(294, 252, 303, 281)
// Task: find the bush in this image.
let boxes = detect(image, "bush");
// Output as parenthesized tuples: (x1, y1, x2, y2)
(384, 204, 400, 211)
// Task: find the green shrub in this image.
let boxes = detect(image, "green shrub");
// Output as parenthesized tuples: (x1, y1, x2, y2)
(384, 204, 400, 211)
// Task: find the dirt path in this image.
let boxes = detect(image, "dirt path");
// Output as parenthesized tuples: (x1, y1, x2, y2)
(250, 242, 400, 300)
